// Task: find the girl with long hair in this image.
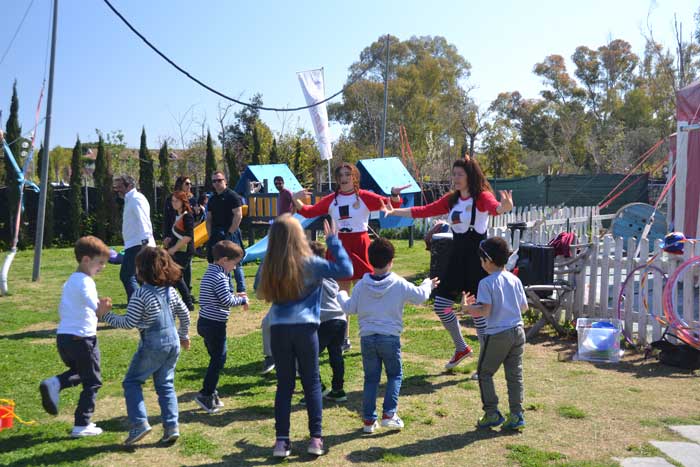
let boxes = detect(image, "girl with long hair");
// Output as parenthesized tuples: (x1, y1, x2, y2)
(97, 247, 191, 446)
(257, 214, 352, 458)
(382, 158, 513, 369)
(166, 191, 195, 310)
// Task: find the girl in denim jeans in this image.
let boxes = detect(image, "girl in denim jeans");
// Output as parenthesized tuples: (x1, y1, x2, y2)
(99, 247, 191, 446)
(256, 214, 352, 458)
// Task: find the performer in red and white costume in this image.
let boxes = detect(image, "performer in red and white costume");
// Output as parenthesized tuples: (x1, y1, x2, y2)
(293, 163, 407, 288)
(382, 158, 513, 369)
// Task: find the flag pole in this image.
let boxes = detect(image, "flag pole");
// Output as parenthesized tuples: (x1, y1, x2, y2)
(323, 68, 332, 192)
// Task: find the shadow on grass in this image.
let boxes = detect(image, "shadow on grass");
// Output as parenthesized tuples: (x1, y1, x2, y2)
(0, 433, 66, 454)
(198, 428, 515, 465)
(199, 429, 398, 466)
(6, 444, 125, 466)
(0, 429, 124, 467)
(590, 353, 699, 379)
(177, 405, 276, 427)
(530, 331, 698, 379)
(345, 428, 518, 463)
(0, 329, 55, 340)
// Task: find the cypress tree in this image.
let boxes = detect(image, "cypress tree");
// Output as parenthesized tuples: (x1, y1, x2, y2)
(205, 130, 216, 192)
(293, 138, 302, 179)
(104, 148, 119, 243)
(269, 138, 279, 164)
(138, 127, 155, 210)
(225, 146, 239, 188)
(159, 140, 171, 194)
(251, 125, 261, 165)
(68, 136, 83, 242)
(36, 144, 43, 179)
(94, 136, 108, 241)
(36, 145, 54, 247)
(4, 81, 22, 245)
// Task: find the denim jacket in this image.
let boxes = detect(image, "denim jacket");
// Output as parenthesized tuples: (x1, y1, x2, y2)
(256, 235, 352, 326)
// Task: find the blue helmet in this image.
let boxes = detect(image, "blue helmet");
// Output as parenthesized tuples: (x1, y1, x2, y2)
(661, 232, 686, 255)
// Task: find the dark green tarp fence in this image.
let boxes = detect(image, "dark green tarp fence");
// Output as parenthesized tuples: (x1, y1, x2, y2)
(488, 173, 649, 213)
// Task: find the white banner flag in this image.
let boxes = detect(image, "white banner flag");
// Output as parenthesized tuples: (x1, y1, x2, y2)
(297, 68, 333, 161)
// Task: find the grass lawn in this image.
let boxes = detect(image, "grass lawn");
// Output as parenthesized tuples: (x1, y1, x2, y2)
(1, 240, 699, 466)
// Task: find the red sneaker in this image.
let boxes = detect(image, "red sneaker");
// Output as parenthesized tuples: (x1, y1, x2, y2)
(445, 346, 473, 369)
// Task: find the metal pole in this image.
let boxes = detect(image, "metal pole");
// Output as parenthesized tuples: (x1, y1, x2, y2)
(32, 0, 58, 281)
(379, 34, 389, 158)
(327, 160, 331, 192)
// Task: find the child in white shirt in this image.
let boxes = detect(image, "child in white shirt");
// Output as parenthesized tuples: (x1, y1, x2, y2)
(39, 236, 112, 437)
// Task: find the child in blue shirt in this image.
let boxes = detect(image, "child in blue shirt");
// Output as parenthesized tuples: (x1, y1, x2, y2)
(461, 236, 528, 431)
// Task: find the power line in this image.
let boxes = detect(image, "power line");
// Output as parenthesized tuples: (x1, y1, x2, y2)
(102, 0, 383, 112)
(0, 0, 37, 67)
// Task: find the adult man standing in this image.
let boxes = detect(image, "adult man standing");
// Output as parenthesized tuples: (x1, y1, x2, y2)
(113, 174, 155, 300)
(274, 176, 294, 216)
(206, 171, 246, 292)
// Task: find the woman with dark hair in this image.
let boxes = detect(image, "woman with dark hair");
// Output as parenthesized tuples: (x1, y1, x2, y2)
(382, 158, 513, 369)
(166, 191, 195, 310)
(164, 176, 196, 291)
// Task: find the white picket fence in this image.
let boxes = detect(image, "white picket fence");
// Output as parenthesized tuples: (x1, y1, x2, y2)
(490, 205, 615, 243)
(486, 206, 700, 347)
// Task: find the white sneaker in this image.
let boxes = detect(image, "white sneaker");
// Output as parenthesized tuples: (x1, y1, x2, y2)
(380, 413, 404, 430)
(471, 372, 479, 381)
(273, 439, 291, 458)
(71, 423, 103, 437)
(363, 419, 379, 433)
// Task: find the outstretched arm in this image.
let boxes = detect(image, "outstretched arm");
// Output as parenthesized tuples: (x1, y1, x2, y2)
(293, 191, 334, 218)
(379, 199, 414, 217)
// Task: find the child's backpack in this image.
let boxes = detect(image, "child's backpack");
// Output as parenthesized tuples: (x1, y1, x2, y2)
(650, 338, 700, 370)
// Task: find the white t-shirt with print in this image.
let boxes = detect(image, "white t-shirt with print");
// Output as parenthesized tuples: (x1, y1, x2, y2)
(447, 196, 490, 234)
(328, 192, 371, 234)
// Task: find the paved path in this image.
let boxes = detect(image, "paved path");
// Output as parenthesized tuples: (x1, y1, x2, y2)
(618, 425, 700, 467)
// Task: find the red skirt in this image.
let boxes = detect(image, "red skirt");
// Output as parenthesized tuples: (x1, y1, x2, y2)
(327, 231, 372, 281)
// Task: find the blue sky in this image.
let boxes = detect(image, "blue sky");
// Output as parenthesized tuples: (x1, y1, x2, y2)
(1, 0, 698, 149)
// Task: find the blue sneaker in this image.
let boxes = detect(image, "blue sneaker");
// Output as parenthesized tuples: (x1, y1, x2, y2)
(124, 424, 152, 445)
(502, 412, 525, 431)
(39, 376, 60, 415)
(159, 425, 180, 444)
(477, 411, 505, 428)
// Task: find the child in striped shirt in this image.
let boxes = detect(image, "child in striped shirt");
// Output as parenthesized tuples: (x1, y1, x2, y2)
(98, 247, 190, 446)
(195, 240, 248, 413)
